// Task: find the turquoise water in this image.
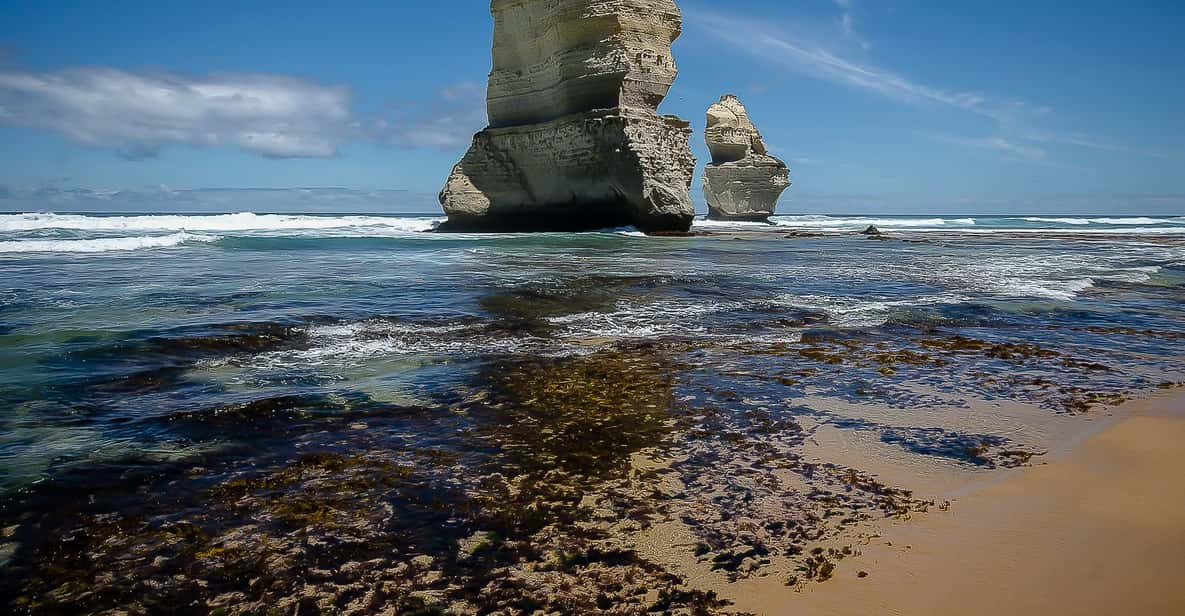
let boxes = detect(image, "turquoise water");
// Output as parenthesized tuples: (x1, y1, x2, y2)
(2, 212, 1184, 611)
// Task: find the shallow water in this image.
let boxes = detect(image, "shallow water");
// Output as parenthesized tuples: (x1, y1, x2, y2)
(2, 212, 1184, 613)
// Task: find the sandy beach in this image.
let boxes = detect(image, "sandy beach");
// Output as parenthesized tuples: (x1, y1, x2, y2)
(731, 390, 1185, 615)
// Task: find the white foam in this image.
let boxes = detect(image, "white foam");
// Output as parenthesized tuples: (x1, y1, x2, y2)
(547, 298, 742, 339)
(692, 219, 775, 230)
(767, 215, 976, 229)
(770, 292, 972, 327)
(1016, 217, 1182, 226)
(937, 227, 1185, 235)
(211, 319, 541, 370)
(993, 278, 1095, 301)
(1017, 217, 1090, 225)
(0, 212, 440, 234)
(690, 215, 1185, 235)
(1095, 265, 1162, 284)
(0, 232, 219, 253)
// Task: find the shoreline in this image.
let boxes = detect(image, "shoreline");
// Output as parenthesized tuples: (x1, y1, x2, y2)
(730, 388, 1185, 615)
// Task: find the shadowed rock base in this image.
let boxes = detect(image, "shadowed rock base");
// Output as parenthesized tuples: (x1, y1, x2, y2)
(704, 159, 790, 222)
(437, 202, 687, 234)
(440, 110, 696, 233)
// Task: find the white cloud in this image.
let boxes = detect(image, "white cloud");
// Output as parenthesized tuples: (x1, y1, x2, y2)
(0, 68, 353, 158)
(0, 67, 487, 158)
(0, 185, 440, 213)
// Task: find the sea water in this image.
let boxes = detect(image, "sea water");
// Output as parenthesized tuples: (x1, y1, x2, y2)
(2, 212, 1184, 610)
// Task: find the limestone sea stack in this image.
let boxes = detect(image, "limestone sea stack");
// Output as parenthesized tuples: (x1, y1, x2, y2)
(438, 0, 697, 233)
(703, 94, 791, 221)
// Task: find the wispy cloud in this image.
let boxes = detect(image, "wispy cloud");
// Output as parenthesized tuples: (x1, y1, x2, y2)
(1020, 129, 1181, 160)
(370, 81, 486, 149)
(685, 6, 1004, 119)
(928, 133, 1049, 162)
(0, 67, 485, 159)
(833, 0, 869, 50)
(438, 81, 485, 103)
(684, 5, 1167, 164)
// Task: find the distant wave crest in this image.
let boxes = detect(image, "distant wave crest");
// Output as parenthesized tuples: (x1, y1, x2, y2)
(691, 215, 1185, 234)
(769, 215, 978, 228)
(1015, 217, 1184, 226)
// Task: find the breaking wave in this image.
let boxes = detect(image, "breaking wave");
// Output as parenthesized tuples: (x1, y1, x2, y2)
(0, 212, 441, 235)
(0, 232, 220, 253)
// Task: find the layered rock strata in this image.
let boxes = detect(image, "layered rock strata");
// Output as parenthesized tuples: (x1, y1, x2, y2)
(439, 0, 696, 233)
(702, 94, 791, 221)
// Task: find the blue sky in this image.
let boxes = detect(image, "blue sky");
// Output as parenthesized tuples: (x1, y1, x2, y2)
(1, 0, 1183, 214)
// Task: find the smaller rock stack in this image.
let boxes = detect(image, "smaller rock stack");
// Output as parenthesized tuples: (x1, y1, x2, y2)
(702, 94, 791, 221)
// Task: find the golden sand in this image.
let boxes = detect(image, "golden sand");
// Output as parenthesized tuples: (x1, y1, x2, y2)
(732, 391, 1185, 615)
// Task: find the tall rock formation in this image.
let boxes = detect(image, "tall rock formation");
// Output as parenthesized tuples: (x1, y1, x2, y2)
(439, 0, 697, 233)
(702, 94, 791, 221)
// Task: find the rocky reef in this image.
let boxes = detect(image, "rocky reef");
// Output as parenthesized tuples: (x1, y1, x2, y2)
(439, 0, 697, 233)
(703, 94, 791, 221)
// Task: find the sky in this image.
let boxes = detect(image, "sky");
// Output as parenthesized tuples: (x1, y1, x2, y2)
(0, 0, 1183, 215)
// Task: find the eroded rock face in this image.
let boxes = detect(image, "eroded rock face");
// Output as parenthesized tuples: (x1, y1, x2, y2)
(703, 94, 791, 221)
(440, 0, 696, 233)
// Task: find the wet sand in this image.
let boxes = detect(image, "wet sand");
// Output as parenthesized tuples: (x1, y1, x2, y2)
(733, 390, 1185, 615)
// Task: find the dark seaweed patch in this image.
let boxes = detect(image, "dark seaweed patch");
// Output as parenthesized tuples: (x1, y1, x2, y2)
(49, 321, 309, 399)
(477, 275, 666, 336)
(470, 347, 677, 477)
(880, 428, 1010, 467)
(0, 344, 734, 614)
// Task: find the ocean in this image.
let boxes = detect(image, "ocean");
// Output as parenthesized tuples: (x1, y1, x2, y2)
(2, 211, 1185, 612)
